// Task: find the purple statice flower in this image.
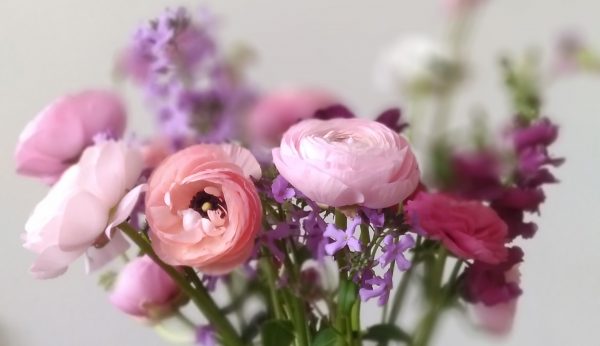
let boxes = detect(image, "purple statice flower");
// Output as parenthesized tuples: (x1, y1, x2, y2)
(361, 207, 385, 228)
(323, 216, 363, 255)
(462, 247, 524, 306)
(359, 269, 393, 306)
(375, 108, 409, 133)
(378, 234, 415, 271)
(196, 325, 216, 346)
(271, 175, 295, 203)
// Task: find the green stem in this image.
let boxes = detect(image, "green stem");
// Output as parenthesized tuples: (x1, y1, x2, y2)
(412, 248, 447, 346)
(387, 263, 414, 325)
(119, 223, 243, 346)
(260, 257, 284, 319)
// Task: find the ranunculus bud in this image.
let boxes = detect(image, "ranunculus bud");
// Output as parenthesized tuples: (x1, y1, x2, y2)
(273, 118, 420, 209)
(109, 256, 184, 319)
(15, 90, 126, 184)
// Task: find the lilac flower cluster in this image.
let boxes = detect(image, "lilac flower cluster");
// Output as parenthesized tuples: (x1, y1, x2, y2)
(120, 7, 254, 145)
(262, 174, 415, 306)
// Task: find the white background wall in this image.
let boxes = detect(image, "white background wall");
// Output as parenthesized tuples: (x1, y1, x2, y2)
(1, 0, 599, 345)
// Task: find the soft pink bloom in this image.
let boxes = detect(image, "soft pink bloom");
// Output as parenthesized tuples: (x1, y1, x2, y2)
(405, 192, 508, 264)
(247, 88, 339, 147)
(470, 265, 521, 335)
(272, 118, 420, 209)
(109, 256, 183, 319)
(15, 90, 126, 184)
(145, 144, 262, 274)
(23, 141, 145, 279)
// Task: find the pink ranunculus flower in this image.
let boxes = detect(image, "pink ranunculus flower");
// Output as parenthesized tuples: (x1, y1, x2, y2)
(145, 143, 262, 275)
(247, 88, 339, 147)
(15, 90, 126, 184)
(109, 256, 184, 319)
(23, 140, 145, 279)
(405, 192, 508, 264)
(272, 118, 420, 209)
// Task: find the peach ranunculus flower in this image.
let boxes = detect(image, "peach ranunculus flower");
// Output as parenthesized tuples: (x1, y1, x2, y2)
(15, 90, 126, 184)
(145, 144, 262, 275)
(23, 140, 145, 279)
(272, 118, 420, 209)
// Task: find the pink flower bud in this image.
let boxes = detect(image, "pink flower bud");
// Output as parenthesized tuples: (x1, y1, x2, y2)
(109, 256, 184, 319)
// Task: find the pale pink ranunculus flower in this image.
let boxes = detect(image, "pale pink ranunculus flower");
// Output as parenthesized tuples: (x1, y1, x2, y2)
(145, 143, 262, 275)
(23, 140, 145, 279)
(109, 256, 184, 319)
(272, 118, 420, 209)
(15, 90, 126, 184)
(247, 88, 339, 147)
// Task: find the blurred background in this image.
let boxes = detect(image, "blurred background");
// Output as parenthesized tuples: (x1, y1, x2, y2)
(1, 0, 598, 345)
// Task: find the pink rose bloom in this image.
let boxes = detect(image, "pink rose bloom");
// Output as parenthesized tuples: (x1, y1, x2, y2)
(405, 192, 508, 264)
(15, 90, 126, 184)
(23, 140, 145, 279)
(146, 144, 262, 275)
(247, 88, 339, 147)
(272, 118, 420, 209)
(110, 256, 184, 319)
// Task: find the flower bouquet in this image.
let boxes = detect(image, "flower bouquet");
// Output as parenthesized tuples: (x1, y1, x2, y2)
(15, 2, 598, 345)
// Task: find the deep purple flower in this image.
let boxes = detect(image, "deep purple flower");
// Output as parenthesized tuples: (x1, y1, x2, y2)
(201, 275, 219, 292)
(196, 325, 216, 346)
(271, 175, 295, 203)
(359, 269, 393, 305)
(451, 150, 505, 200)
(491, 206, 537, 240)
(378, 234, 415, 270)
(375, 108, 409, 133)
(493, 187, 545, 212)
(512, 118, 559, 152)
(462, 247, 524, 306)
(313, 104, 355, 120)
(323, 216, 363, 255)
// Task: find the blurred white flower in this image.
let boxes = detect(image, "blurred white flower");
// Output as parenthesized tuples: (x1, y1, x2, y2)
(374, 36, 457, 97)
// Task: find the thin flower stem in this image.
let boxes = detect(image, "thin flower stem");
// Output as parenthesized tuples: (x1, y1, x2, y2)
(173, 310, 197, 329)
(118, 223, 243, 346)
(260, 257, 285, 320)
(412, 247, 448, 346)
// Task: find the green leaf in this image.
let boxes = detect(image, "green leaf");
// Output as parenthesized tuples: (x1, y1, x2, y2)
(363, 324, 411, 344)
(312, 328, 341, 346)
(261, 320, 294, 346)
(338, 278, 358, 315)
